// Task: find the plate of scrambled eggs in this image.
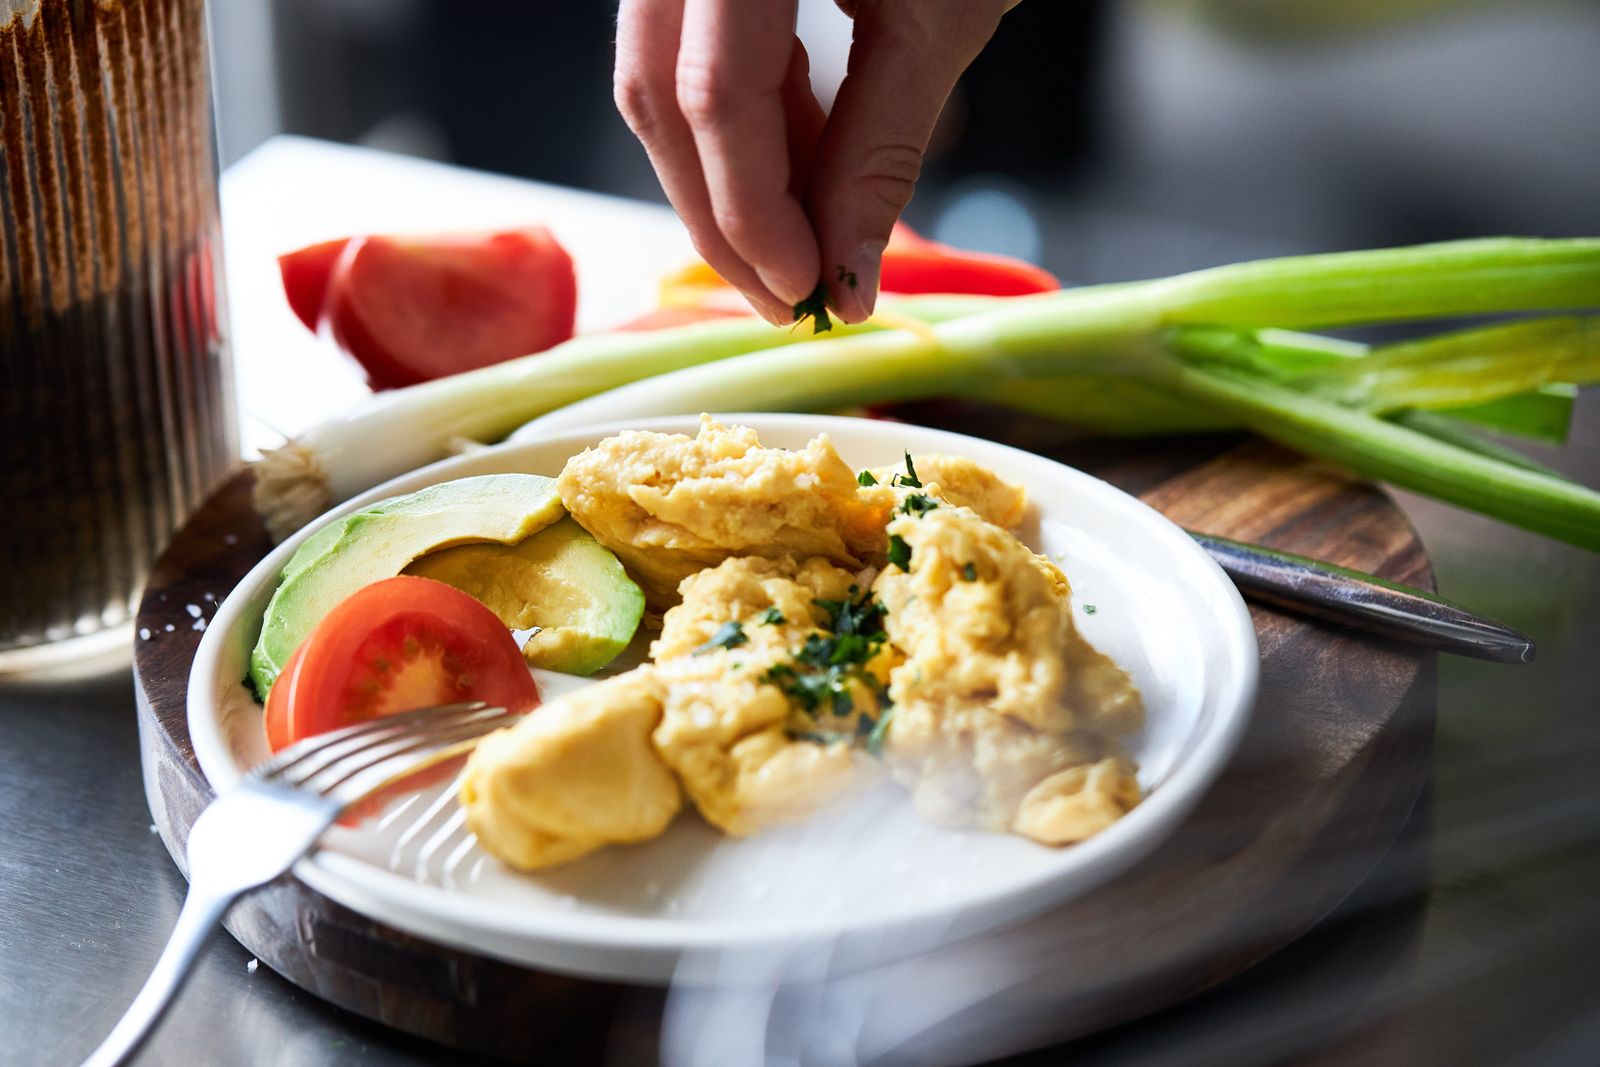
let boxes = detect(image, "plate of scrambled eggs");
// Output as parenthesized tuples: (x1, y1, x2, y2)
(190, 414, 1257, 983)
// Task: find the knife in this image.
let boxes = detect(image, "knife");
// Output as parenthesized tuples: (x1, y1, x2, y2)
(1188, 531, 1535, 664)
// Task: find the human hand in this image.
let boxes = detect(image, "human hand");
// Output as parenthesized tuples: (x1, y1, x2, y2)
(615, 0, 1018, 324)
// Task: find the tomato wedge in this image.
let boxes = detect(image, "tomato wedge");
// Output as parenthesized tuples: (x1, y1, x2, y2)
(877, 230, 1060, 296)
(278, 237, 350, 333)
(263, 575, 540, 752)
(278, 227, 577, 390)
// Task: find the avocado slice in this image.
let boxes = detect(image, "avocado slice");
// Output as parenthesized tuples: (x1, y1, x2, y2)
(249, 474, 564, 697)
(405, 517, 645, 676)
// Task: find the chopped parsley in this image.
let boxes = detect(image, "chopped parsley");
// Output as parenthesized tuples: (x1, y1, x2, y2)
(887, 534, 912, 571)
(759, 606, 786, 626)
(899, 493, 938, 517)
(857, 469, 879, 486)
(837, 264, 858, 289)
(764, 585, 892, 737)
(692, 620, 748, 655)
(1082, 604, 1098, 615)
(891, 451, 922, 488)
(811, 585, 887, 638)
(962, 562, 978, 582)
(792, 283, 834, 334)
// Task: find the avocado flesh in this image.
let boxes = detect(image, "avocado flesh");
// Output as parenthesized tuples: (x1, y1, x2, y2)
(250, 474, 564, 696)
(405, 517, 645, 676)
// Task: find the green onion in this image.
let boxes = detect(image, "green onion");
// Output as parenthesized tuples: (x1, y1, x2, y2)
(250, 295, 992, 538)
(260, 237, 1600, 551)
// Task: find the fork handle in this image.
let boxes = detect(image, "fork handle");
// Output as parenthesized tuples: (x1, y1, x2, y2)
(79, 884, 238, 1067)
(1189, 530, 1536, 663)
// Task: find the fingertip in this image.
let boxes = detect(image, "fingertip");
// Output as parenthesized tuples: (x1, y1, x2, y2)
(826, 245, 882, 324)
(752, 271, 806, 309)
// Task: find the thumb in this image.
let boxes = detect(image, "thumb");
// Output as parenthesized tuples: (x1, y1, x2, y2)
(808, 1, 1012, 322)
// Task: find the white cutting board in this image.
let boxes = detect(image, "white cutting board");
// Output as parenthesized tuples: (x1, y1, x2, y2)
(221, 135, 693, 459)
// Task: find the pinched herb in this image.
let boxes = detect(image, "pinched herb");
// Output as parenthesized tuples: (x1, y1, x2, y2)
(1082, 603, 1098, 615)
(962, 562, 978, 582)
(900, 493, 938, 517)
(857, 469, 879, 486)
(891, 451, 922, 489)
(792, 283, 834, 335)
(837, 264, 858, 289)
(693, 620, 748, 655)
(760, 606, 786, 626)
(887, 534, 912, 571)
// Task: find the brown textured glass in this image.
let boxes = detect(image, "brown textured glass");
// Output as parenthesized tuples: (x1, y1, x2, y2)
(0, 0, 235, 664)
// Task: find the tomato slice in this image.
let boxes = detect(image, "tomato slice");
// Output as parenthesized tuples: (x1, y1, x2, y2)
(279, 228, 577, 390)
(263, 575, 540, 751)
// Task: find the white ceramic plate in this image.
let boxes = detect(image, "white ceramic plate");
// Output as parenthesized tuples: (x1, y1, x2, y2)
(189, 414, 1257, 984)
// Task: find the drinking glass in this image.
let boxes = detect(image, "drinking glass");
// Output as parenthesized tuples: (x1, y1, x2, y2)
(1, 0, 236, 671)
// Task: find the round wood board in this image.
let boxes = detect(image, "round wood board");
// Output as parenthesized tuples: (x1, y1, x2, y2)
(133, 412, 1436, 1065)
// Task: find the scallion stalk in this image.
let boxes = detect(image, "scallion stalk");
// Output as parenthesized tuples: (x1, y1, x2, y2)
(251, 295, 991, 538)
(257, 237, 1600, 549)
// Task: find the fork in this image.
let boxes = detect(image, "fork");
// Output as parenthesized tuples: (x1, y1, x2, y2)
(80, 701, 517, 1067)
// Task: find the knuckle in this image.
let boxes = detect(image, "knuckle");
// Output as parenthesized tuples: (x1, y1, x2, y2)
(613, 71, 662, 140)
(674, 59, 741, 129)
(856, 142, 924, 212)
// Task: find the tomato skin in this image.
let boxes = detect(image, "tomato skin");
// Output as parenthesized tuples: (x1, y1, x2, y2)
(877, 247, 1059, 296)
(264, 575, 540, 752)
(278, 237, 351, 333)
(263, 641, 306, 752)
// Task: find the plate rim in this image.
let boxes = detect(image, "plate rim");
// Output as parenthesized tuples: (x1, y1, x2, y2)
(188, 413, 1258, 978)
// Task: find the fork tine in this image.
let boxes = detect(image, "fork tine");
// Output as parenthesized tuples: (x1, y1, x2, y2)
(257, 702, 500, 787)
(301, 712, 515, 803)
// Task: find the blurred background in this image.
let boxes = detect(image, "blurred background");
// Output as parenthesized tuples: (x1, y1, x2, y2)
(146, 0, 1600, 1062)
(212, 0, 1600, 282)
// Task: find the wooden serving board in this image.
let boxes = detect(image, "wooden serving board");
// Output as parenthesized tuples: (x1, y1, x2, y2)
(133, 413, 1435, 1065)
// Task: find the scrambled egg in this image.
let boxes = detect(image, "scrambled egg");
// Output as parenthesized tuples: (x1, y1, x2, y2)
(871, 504, 1143, 843)
(649, 557, 881, 836)
(460, 671, 681, 869)
(461, 420, 1146, 871)
(862, 454, 1028, 530)
(558, 416, 888, 606)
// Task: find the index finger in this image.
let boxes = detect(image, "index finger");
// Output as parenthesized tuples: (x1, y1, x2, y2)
(676, 0, 821, 305)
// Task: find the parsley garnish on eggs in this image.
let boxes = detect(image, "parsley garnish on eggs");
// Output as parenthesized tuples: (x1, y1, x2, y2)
(892, 452, 922, 488)
(887, 534, 912, 571)
(693, 620, 748, 655)
(762, 585, 891, 739)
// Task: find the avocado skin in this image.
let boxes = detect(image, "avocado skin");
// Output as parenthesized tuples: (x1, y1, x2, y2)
(405, 517, 645, 676)
(249, 474, 564, 698)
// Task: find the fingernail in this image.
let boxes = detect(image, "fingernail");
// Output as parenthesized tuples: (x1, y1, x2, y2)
(830, 247, 879, 324)
(755, 265, 814, 308)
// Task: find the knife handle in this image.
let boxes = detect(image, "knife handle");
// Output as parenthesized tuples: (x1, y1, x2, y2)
(1188, 531, 1535, 664)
